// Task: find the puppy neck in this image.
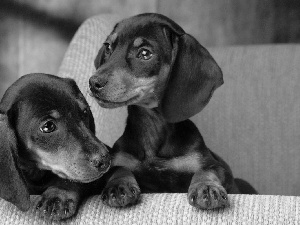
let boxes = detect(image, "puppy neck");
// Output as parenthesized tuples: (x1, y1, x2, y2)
(125, 105, 174, 159)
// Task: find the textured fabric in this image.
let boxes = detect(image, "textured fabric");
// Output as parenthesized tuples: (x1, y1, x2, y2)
(0, 194, 299, 224)
(2, 15, 299, 224)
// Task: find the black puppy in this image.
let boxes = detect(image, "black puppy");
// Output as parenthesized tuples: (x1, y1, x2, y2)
(0, 73, 114, 220)
(90, 13, 257, 210)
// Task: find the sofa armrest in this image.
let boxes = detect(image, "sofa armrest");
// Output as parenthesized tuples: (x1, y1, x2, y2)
(0, 194, 299, 224)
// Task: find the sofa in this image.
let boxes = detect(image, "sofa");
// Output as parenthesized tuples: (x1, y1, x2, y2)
(0, 15, 300, 224)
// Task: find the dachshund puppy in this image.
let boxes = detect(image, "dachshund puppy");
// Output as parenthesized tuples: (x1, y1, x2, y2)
(89, 13, 257, 210)
(0, 73, 115, 220)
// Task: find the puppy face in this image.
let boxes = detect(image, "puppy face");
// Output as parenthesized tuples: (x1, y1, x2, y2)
(89, 21, 173, 108)
(90, 14, 223, 122)
(8, 75, 111, 183)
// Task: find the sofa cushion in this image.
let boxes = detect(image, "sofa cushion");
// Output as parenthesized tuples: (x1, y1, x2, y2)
(1, 194, 300, 224)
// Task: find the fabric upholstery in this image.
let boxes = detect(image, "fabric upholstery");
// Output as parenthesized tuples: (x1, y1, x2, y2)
(0, 194, 299, 224)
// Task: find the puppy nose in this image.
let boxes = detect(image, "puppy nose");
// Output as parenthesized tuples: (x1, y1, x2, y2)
(90, 155, 111, 170)
(89, 76, 108, 90)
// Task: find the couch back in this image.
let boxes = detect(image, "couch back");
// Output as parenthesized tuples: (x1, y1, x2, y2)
(58, 15, 300, 196)
(194, 45, 300, 196)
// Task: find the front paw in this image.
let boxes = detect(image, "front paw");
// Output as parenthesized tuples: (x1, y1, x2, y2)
(35, 187, 79, 221)
(101, 179, 140, 207)
(188, 182, 229, 210)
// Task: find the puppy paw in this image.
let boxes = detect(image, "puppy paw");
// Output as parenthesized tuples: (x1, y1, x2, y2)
(101, 180, 140, 207)
(35, 187, 79, 221)
(188, 182, 229, 210)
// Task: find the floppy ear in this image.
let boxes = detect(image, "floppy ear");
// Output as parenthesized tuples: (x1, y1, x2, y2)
(0, 114, 30, 211)
(160, 33, 223, 123)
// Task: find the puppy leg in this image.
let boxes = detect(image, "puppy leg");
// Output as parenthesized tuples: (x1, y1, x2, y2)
(188, 169, 230, 210)
(35, 178, 83, 221)
(101, 167, 140, 207)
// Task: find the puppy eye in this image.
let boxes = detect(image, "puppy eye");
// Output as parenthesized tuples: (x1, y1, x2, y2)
(137, 48, 153, 60)
(104, 42, 112, 54)
(40, 120, 57, 133)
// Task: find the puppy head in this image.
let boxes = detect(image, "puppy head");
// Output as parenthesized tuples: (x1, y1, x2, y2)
(90, 14, 176, 109)
(0, 73, 111, 210)
(89, 13, 223, 122)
